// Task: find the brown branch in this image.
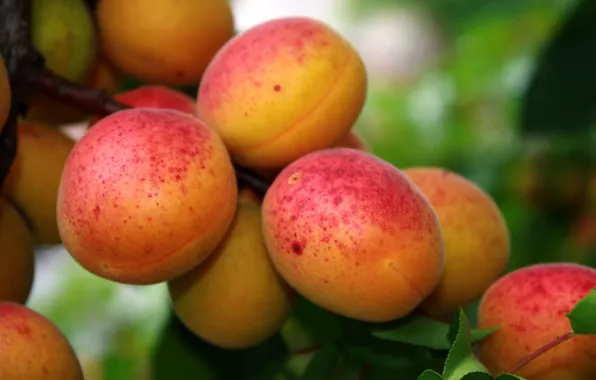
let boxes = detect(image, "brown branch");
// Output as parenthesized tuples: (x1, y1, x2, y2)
(505, 331, 573, 375)
(36, 68, 128, 115)
(34, 68, 271, 197)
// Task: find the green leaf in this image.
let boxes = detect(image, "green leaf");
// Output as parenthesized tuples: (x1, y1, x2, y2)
(292, 297, 344, 343)
(418, 370, 444, 380)
(496, 374, 527, 380)
(460, 373, 493, 380)
(372, 314, 499, 351)
(346, 345, 415, 369)
(299, 343, 340, 380)
(520, 0, 596, 135)
(566, 287, 596, 334)
(443, 309, 492, 380)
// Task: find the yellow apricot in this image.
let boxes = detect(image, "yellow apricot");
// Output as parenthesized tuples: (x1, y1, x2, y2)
(2, 122, 75, 244)
(0, 200, 35, 304)
(168, 201, 295, 349)
(197, 17, 368, 170)
(403, 167, 510, 313)
(96, 0, 235, 85)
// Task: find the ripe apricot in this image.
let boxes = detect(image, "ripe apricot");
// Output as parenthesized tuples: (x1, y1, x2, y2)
(0, 200, 35, 304)
(261, 148, 444, 322)
(57, 108, 238, 285)
(96, 0, 235, 85)
(0, 56, 10, 130)
(0, 302, 83, 379)
(197, 17, 368, 170)
(403, 167, 510, 313)
(168, 201, 295, 349)
(2, 122, 75, 244)
(477, 263, 596, 379)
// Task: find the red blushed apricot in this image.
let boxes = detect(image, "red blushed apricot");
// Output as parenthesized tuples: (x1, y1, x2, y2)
(0, 302, 84, 379)
(197, 17, 367, 171)
(57, 108, 238, 285)
(90, 85, 197, 125)
(477, 263, 596, 379)
(403, 167, 510, 313)
(261, 148, 445, 322)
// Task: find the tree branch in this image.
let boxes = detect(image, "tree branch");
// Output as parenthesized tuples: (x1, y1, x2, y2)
(505, 331, 573, 375)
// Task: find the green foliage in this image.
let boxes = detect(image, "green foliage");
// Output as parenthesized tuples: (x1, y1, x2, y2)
(566, 288, 596, 334)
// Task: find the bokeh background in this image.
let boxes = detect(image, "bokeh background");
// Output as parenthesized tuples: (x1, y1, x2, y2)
(29, 0, 595, 378)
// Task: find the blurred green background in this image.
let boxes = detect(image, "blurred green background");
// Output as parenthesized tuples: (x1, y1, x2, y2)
(28, 0, 596, 379)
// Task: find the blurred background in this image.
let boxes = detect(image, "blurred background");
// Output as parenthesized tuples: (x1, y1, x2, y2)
(29, 0, 596, 378)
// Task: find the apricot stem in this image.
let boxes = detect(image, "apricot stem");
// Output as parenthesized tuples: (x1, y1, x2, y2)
(505, 331, 573, 375)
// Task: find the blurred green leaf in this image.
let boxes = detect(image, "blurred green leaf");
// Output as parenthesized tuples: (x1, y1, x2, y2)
(520, 0, 596, 135)
(373, 314, 499, 350)
(291, 297, 344, 343)
(419, 370, 444, 380)
(299, 343, 340, 380)
(152, 314, 289, 380)
(566, 287, 596, 334)
(443, 309, 492, 380)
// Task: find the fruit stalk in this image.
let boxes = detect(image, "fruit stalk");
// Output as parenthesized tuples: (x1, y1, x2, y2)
(0, 0, 44, 189)
(505, 331, 573, 375)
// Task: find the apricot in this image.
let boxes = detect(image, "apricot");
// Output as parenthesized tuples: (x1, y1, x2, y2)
(96, 0, 234, 85)
(57, 108, 238, 285)
(402, 167, 510, 313)
(238, 187, 263, 205)
(0, 56, 10, 130)
(0, 200, 35, 304)
(90, 85, 197, 126)
(168, 201, 295, 349)
(197, 17, 368, 171)
(334, 131, 369, 152)
(114, 85, 196, 114)
(2, 122, 75, 244)
(261, 148, 444, 322)
(477, 263, 596, 379)
(0, 302, 83, 379)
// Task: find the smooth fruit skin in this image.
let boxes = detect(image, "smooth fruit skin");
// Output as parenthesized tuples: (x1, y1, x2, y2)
(197, 17, 368, 171)
(0, 200, 35, 304)
(261, 148, 445, 322)
(477, 263, 596, 379)
(2, 122, 75, 244)
(335, 131, 369, 152)
(57, 108, 238, 285)
(0, 56, 10, 130)
(403, 167, 510, 313)
(168, 201, 295, 349)
(90, 85, 197, 126)
(0, 302, 84, 379)
(96, 0, 235, 85)
(114, 85, 196, 114)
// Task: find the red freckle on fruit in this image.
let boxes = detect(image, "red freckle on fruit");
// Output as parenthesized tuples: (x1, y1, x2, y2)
(93, 205, 101, 218)
(290, 241, 303, 255)
(274, 84, 281, 92)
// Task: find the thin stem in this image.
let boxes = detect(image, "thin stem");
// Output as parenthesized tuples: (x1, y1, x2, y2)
(36, 68, 128, 115)
(505, 331, 573, 375)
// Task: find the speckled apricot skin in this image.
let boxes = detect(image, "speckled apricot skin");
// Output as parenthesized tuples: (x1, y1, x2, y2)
(2, 122, 75, 244)
(197, 17, 368, 171)
(477, 263, 596, 380)
(96, 0, 234, 85)
(168, 201, 295, 349)
(57, 108, 238, 285)
(334, 131, 369, 152)
(403, 167, 510, 313)
(261, 148, 445, 322)
(90, 85, 197, 125)
(0, 302, 83, 380)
